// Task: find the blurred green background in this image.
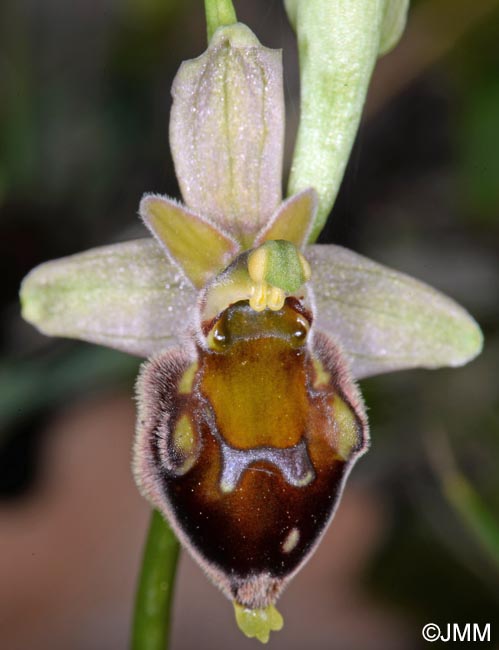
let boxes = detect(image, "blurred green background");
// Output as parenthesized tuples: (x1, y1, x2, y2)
(1, 1, 498, 648)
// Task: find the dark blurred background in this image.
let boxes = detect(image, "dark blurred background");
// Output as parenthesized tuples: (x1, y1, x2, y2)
(1, 1, 498, 648)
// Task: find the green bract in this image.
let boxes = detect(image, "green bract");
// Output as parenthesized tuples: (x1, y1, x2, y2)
(285, 0, 410, 241)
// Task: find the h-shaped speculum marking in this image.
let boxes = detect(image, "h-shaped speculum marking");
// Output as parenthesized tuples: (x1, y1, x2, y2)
(218, 436, 315, 493)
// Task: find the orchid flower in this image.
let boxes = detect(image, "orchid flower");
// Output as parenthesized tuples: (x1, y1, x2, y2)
(19, 2, 482, 645)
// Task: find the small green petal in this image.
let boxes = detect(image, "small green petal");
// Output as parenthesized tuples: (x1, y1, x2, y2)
(140, 193, 240, 288)
(170, 23, 284, 247)
(20, 239, 196, 357)
(254, 188, 318, 249)
(308, 244, 483, 379)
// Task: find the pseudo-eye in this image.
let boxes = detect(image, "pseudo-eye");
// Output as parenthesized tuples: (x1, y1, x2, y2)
(134, 241, 369, 642)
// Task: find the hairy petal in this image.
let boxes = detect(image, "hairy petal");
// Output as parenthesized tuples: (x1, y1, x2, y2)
(308, 244, 483, 379)
(140, 193, 240, 289)
(254, 188, 318, 249)
(20, 239, 196, 357)
(170, 23, 284, 247)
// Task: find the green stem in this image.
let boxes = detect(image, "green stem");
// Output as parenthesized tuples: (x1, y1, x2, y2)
(444, 474, 499, 571)
(204, 0, 237, 42)
(131, 510, 181, 650)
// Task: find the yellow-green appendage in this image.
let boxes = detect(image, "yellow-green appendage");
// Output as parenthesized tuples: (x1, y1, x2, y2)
(233, 602, 284, 644)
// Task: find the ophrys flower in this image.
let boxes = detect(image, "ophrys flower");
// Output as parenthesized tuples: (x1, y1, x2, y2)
(20, 15, 482, 645)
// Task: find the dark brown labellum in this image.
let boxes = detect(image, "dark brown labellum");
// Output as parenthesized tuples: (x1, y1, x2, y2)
(134, 298, 368, 611)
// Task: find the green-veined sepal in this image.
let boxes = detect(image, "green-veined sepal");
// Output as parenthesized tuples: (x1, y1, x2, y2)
(309, 244, 482, 379)
(20, 239, 196, 357)
(170, 23, 285, 248)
